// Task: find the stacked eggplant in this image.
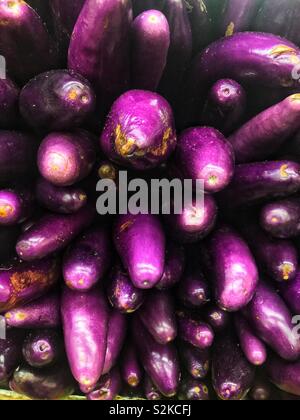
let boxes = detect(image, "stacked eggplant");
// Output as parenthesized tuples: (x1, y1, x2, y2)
(1, 0, 300, 401)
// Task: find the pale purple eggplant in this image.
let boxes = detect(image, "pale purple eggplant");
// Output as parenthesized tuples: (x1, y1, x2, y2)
(0, 188, 33, 226)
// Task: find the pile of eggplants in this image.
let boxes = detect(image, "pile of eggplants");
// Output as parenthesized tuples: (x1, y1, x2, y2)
(1, 0, 300, 401)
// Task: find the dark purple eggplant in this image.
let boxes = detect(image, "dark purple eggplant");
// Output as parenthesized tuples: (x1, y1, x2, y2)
(185, 0, 213, 54)
(177, 266, 210, 308)
(280, 271, 300, 314)
(178, 377, 210, 400)
(203, 304, 231, 332)
(156, 242, 185, 290)
(267, 354, 300, 397)
(102, 310, 127, 375)
(0, 330, 23, 382)
(144, 375, 163, 400)
(86, 368, 122, 401)
(121, 343, 143, 388)
(177, 311, 214, 350)
(22, 329, 63, 368)
(0, 78, 19, 129)
(220, 0, 261, 36)
(179, 342, 210, 380)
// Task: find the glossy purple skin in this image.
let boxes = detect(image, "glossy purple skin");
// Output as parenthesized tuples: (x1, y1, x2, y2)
(38, 131, 96, 187)
(179, 342, 210, 380)
(0, 131, 37, 184)
(0, 330, 23, 382)
(185, 0, 213, 54)
(177, 311, 214, 350)
(20, 70, 96, 132)
(267, 355, 300, 397)
(121, 344, 143, 388)
(5, 292, 61, 329)
(176, 127, 235, 193)
(100, 90, 177, 170)
(132, 316, 181, 397)
(179, 378, 210, 401)
(202, 79, 246, 135)
(229, 94, 300, 163)
(114, 214, 166, 289)
(36, 177, 87, 215)
(131, 10, 170, 91)
(22, 329, 62, 368)
(208, 226, 259, 312)
(212, 334, 255, 401)
(220, 161, 300, 207)
(220, 0, 261, 36)
(243, 282, 300, 361)
(156, 242, 185, 290)
(0, 0, 57, 83)
(182, 32, 300, 125)
(10, 364, 74, 400)
(0, 257, 59, 313)
(63, 226, 112, 292)
(177, 268, 210, 308)
(260, 197, 300, 239)
(0, 78, 19, 128)
(203, 305, 231, 333)
(235, 315, 267, 367)
(102, 310, 127, 375)
(139, 290, 177, 344)
(164, 194, 218, 244)
(68, 0, 132, 104)
(61, 287, 109, 392)
(242, 223, 298, 283)
(0, 188, 33, 226)
(16, 204, 95, 261)
(280, 271, 300, 314)
(144, 375, 162, 400)
(0, 226, 19, 262)
(107, 265, 145, 313)
(254, 0, 300, 46)
(86, 367, 122, 401)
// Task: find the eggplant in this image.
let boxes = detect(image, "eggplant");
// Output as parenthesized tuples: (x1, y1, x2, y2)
(22, 329, 63, 368)
(156, 242, 185, 290)
(121, 343, 143, 388)
(0, 330, 23, 382)
(212, 333, 255, 400)
(250, 377, 275, 401)
(16, 204, 95, 261)
(100, 90, 177, 170)
(178, 377, 210, 400)
(63, 225, 112, 292)
(280, 271, 300, 314)
(243, 282, 300, 361)
(131, 10, 170, 91)
(203, 304, 231, 332)
(0, 78, 19, 128)
(267, 355, 300, 397)
(177, 266, 210, 308)
(177, 311, 214, 350)
(132, 316, 180, 397)
(61, 287, 109, 392)
(139, 290, 177, 344)
(38, 131, 96, 187)
(5, 292, 61, 329)
(10, 364, 74, 400)
(107, 265, 145, 314)
(144, 375, 163, 400)
(114, 214, 165, 289)
(175, 127, 235, 193)
(220, 0, 261, 36)
(208, 225, 258, 312)
(0, 257, 59, 313)
(19, 70, 96, 132)
(185, 0, 213, 54)
(0, 188, 33, 226)
(86, 368, 122, 401)
(179, 342, 210, 380)
(102, 310, 127, 375)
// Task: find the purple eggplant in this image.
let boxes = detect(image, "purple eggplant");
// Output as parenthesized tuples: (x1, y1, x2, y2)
(243, 282, 300, 361)
(121, 343, 143, 388)
(38, 131, 96, 187)
(260, 197, 300, 239)
(61, 287, 109, 392)
(175, 127, 235, 193)
(86, 367, 122, 401)
(22, 329, 63, 368)
(0, 78, 19, 128)
(102, 310, 127, 375)
(280, 271, 300, 314)
(267, 355, 300, 397)
(36, 177, 87, 215)
(156, 242, 185, 290)
(203, 304, 231, 332)
(185, 0, 213, 54)
(114, 214, 165, 289)
(100, 90, 177, 170)
(212, 333, 255, 400)
(107, 265, 145, 314)
(5, 292, 60, 329)
(220, 0, 261, 36)
(131, 10, 170, 91)
(177, 266, 210, 308)
(20, 70, 96, 132)
(0, 257, 59, 313)
(177, 311, 214, 350)
(63, 226, 111, 292)
(10, 364, 74, 400)
(235, 315, 267, 366)
(220, 161, 300, 207)
(16, 204, 95, 261)
(0, 226, 19, 262)
(0, 188, 33, 226)
(179, 378, 210, 400)
(179, 342, 210, 380)
(208, 225, 258, 312)
(0, 330, 23, 382)
(144, 375, 163, 400)
(201, 79, 246, 135)
(139, 290, 177, 344)
(132, 316, 180, 397)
